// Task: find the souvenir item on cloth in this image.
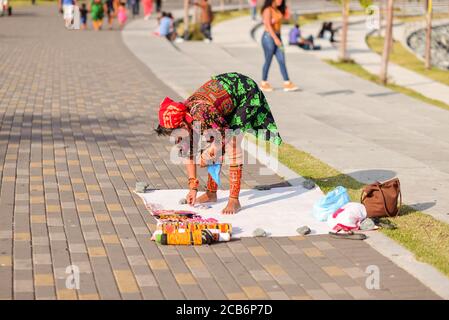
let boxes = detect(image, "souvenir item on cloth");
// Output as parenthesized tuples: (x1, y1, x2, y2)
(155, 229, 214, 245)
(158, 221, 232, 234)
(153, 221, 232, 243)
(152, 229, 230, 243)
(361, 178, 402, 218)
(312, 186, 350, 222)
(327, 202, 367, 232)
(151, 209, 199, 218)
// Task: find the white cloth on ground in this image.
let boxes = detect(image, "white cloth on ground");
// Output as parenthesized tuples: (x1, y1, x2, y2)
(137, 186, 329, 238)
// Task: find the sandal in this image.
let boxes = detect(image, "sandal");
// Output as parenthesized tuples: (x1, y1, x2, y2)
(329, 230, 367, 240)
(373, 218, 397, 230)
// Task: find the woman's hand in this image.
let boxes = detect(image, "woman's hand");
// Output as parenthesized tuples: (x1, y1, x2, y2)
(274, 37, 282, 47)
(186, 189, 197, 206)
(200, 143, 219, 166)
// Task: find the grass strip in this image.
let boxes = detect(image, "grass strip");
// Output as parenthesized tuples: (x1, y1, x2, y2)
(271, 140, 449, 277)
(367, 35, 449, 87)
(325, 58, 449, 111)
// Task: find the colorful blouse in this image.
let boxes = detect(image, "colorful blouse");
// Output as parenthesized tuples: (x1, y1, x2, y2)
(180, 72, 282, 158)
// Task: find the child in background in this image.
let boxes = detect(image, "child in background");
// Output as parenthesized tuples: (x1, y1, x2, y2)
(90, 0, 105, 31)
(117, 2, 127, 29)
(249, 0, 257, 21)
(79, 3, 88, 30)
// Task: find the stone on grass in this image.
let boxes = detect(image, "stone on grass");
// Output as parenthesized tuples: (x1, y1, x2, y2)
(253, 228, 267, 237)
(302, 179, 315, 190)
(296, 226, 311, 235)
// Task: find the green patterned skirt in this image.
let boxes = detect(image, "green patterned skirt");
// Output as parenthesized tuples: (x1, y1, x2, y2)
(212, 72, 282, 146)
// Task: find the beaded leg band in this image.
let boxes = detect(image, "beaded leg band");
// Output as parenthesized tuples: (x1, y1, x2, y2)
(229, 165, 242, 199)
(207, 174, 218, 193)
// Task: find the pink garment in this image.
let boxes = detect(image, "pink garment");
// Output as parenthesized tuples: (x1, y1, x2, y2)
(117, 7, 127, 24)
(143, 0, 153, 16)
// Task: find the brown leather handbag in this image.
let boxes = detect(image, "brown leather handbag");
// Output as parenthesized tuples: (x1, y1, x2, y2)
(361, 178, 402, 218)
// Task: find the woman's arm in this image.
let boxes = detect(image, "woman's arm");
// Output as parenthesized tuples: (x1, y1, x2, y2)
(185, 158, 198, 205)
(185, 158, 197, 180)
(262, 7, 282, 47)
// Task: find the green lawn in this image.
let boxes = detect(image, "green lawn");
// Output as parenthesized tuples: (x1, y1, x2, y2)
(366, 35, 449, 87)
(397, 12, 449, 23)
(279, 10, 367, 27)
(325, 59, 449, 111)
(252, 138, 449, 277)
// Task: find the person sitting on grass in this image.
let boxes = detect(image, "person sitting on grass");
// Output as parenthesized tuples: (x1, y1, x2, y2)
(155, 72, 283, 215)
(288, 24, 320, 50)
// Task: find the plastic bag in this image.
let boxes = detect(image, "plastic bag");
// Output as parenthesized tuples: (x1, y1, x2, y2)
(312, 186, 350, 221)
(327, 202, 367, 232)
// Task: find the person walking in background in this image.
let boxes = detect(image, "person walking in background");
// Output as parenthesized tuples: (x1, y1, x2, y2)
(130, 0, 140, 18)
(105, 0, 117, 29)
(155, 0, 162, 13)
(79, 3, 88, 29)
(317, 21, 336, 43)
(192, 0, 213, 43)
(117, 1, 128, 29)
(249, 0, 257, 21)
(142, 0, 152, 20)
(90, 0, 106, 30)
(260, 0, 298, 92)
(59, 0, 77, 29)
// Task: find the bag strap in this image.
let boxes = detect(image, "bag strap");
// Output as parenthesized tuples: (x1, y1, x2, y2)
(360, 182, 380, 203)
(361, 180, 402, 217)
(378, 180, 402, 217)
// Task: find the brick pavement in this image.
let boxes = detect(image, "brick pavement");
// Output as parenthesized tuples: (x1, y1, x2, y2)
(0, 5, 440, 300)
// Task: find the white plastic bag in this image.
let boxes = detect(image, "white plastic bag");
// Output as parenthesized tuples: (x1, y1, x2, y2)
(327, 202, 367, 232)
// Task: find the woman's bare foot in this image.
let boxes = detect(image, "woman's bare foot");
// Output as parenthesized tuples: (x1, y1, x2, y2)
(196, 191, 217, 203)
(222, 198, 241, 215)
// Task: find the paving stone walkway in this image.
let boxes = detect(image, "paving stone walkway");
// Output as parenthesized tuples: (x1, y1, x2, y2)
(0, 5, 440, 300)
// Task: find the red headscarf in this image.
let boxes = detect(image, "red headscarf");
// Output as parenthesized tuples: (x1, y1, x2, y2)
(158, 96, 193, 129)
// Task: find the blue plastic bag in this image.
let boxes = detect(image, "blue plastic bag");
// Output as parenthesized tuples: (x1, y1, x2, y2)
(312, 186, 350, 222)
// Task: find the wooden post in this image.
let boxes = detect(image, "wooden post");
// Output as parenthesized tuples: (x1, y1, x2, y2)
(380, 0, 394, 84)
(424, 0, 433, 69)
(184, 0, 190, 40)
(339, 0, 350, 61)
(378, 0, 383, 37)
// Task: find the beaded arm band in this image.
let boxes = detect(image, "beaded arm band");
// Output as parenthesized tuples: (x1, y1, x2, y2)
(188, 177, 199, 191)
